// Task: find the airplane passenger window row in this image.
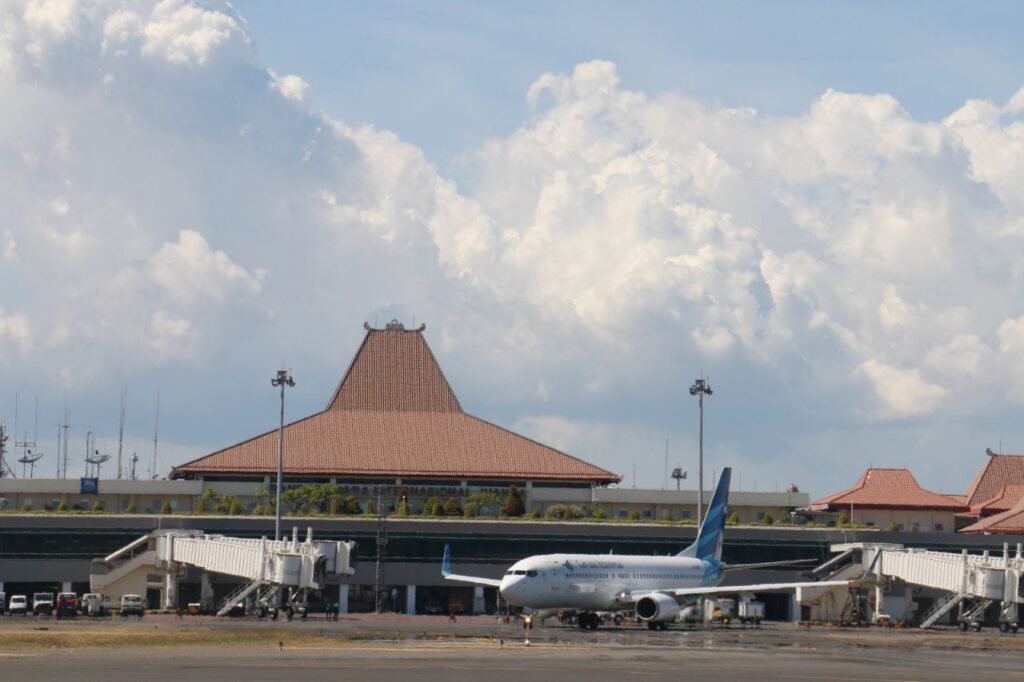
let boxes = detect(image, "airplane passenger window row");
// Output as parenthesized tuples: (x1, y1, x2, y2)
(504, 569, 538, 576)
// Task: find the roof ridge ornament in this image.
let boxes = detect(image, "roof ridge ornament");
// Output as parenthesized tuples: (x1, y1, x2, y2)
(364, 319, 427, 332)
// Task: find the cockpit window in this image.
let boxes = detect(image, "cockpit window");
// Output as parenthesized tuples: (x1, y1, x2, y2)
(512, 570, 527, 575)
(526, 570, 538, 577)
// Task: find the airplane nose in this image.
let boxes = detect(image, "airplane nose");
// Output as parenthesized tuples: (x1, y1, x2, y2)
(500, 576, 524, 605)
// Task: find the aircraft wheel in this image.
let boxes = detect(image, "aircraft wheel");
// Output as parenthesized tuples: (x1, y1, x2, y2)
(589, 614, 600, 630)
(285, 607, 294, 621)
(958, 620, 969, 632)
(999, 621, 1010, 633)
(646, 621, 659, 630)
(971, 621, 982, 632)
(613, 613, 624, 626)
(1011, 622, 1019, 633)
(270, 608, 279, 621)
(256, 606, 267, 620)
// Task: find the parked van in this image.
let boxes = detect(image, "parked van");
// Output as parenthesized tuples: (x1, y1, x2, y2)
(119, 594, 144, 617)
(55, 592, 78, 619)
(9, 595, 28, 616)
(80, 593, 106, 617)
(32, 592, 55, 616)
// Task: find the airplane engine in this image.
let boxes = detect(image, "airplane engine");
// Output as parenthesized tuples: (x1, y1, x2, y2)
(635, 592, 680, 623)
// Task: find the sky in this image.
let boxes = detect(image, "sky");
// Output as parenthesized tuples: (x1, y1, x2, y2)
(2, 0, 1024, 497)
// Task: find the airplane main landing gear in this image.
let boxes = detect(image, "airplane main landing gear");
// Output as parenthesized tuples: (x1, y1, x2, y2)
(577, 612, 600, 630)
(646, 621, 669, 631)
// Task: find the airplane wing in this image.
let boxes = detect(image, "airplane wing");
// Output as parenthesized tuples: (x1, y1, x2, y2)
(441, 544, 503, 588)
(721, 559, 818, 572)
(670, 578, 854, 597)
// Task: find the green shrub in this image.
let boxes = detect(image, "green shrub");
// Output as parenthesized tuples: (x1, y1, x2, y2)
(887, 520, 899, 531)
(91, 500, 105, 513)
(544, 504, 567, 519)
(227, 497, 242, 516)
(160, 500, 173, 515)
(590, 508, 608, 520)
(628, 510, 641, 522)
(126, 503, 137, 514)
(837, 511, 849, 527)
(526, 507, 542, 520)
(298, 502, 312, 516)
(502, 485, 525, 517)
(342, 495, 361, 515)
(761, 512, 774, 525)
(726, 512, 740, 526)
(195, 499, 206, 514)
(56, 500, 68, 512)
(363, 500, 375, 516)
(395, 493, 409, 517)
(466, 491, 502, 517)
(443, 497, 462, 516)
(20, 503, 32, 512)
(463, 502, 477, 518)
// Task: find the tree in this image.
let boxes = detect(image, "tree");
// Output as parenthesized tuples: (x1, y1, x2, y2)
(463, 502, 477, 518)
(590, 508, 608, 520)
(363, 500, 375, 516)
(726, 512, 740, 526)
(466, 491, 502, 517)
(342, 495, 361, 515)
(544, 504, 567, 519)
(502, 484, 525, 517)
(126, 503, 137, 514)
(422, 496, 441, 517)
(761, 512, 774, 526)
(887, 520, 899, 531)
(227, 497, 242, 515)
(395, 492, 409, 517)
(92, 500, 105, 513)
(161, 500, 173, 515)
(56, 500, 68, 512)
(443, 497, 462, 516)
(837, 511, 849, 527)
(628, 510, 641, 522)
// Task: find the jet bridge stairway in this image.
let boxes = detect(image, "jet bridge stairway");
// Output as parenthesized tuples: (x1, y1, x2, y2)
(90, 527, 356, 613)
(824, 542, 1024, 631)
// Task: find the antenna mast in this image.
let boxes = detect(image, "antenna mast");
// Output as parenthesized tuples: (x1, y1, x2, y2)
(60, 406, 70, 479)
(117, 388, 127, 479)
(151, 392, 160, 479)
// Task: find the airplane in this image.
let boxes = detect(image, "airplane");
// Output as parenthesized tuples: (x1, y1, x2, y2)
(443, 467, 854, 630)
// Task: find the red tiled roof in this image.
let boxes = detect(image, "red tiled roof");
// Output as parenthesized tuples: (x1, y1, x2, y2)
(960, 495, 1024, 534)
(963, 454, 1024, 508)
(969, 484, 1024, 516)
(326, 326, 461, 412)
(808, 468, 968, 512)
(173, 323, 619, 484)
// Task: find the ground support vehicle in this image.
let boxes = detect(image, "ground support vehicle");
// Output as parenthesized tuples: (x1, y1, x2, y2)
(79, 593, 106, 617)
(738, 600, 764, 625)
(9, 595, 28, 616)
(32, 593, 54, 616)
(119, 594, 144, 617)
(55, 592, 77, 619)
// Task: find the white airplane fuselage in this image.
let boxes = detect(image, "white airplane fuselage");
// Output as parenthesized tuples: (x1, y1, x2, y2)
(499, 553, 721, 611)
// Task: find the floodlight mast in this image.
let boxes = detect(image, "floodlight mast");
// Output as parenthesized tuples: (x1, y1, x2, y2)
(271, 369, 295, 543)
(689, 377, 713, 529)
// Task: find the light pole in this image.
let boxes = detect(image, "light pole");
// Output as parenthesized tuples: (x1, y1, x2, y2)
(689, 377, 713, 528)
(272, 369, 295, 542)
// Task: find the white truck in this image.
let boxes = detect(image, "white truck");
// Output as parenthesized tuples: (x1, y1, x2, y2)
(79, 593, 107, 617)
(8, 595, 27, 616)
(32, 592, 55, 616)
(119, 594, 144, 617)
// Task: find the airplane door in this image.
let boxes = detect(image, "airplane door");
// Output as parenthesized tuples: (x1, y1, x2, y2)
(550, 566, 560, 592)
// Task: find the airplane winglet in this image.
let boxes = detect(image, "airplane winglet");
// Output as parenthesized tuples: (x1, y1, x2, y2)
(442, 543, 452, 577)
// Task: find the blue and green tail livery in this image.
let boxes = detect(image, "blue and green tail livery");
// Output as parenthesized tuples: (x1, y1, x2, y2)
(678, 466, 731, 562)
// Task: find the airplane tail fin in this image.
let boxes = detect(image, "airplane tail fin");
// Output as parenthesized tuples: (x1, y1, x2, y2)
(677, 467, 731, 562)
(442, 543, 453, 577)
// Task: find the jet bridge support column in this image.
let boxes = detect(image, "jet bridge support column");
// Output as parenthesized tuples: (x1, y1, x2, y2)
(164, 566, 178, 610)
(200, 571, 215, 612)
(473, 586, 485, 615)
(338, 585, 349, 614)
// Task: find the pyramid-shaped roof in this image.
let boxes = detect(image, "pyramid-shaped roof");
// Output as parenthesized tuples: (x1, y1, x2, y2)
(963, 453, 1024, 508)
(961, 494, 1024, 534)
(808, 468, 967, 512)
(173, 321, 620, 484)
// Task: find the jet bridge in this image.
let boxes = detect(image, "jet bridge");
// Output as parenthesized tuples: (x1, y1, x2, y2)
(90, 527, 356, 615)
(798, 542, 1024, 631)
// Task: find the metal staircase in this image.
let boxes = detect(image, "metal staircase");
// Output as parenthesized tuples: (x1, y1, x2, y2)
(919, 592, 963, 629)
(216, 579, 266, 616)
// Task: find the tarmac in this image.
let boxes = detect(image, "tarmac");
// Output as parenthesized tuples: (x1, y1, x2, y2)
(1, 614, 1023, 681)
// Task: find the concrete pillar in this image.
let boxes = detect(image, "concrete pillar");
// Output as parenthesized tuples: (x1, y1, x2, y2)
(0, 581, 5, 593)
(905, 583, 915, 622)
(874, 584, 885, 621)
(405, 585, 416, 615)
(164, 569, 178, 610)
(62, 581, 72, 593)
(790, 592, 800, 622)
(200, 571, 214, 611)
(338, 584, 349, 614)
(473, 586, 485, 615)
